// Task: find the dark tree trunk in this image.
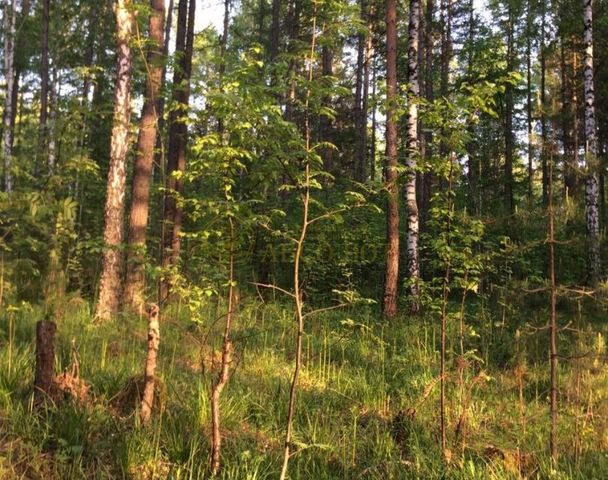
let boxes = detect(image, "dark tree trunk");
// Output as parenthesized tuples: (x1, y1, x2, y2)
(160, 0, 196, 304)
(37, 0, 51, 174)
(269, 0, 281, 60)
(124, 0, 167, 313)
(383, 0, 399, 318)
(34, 320, 57, 405)
(504, 4, 515, 215)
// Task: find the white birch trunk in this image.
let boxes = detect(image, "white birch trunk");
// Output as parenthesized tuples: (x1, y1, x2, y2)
(406, 0, 421, 311)
(2, 0, 17, 193)
(583, 0, 601, 284)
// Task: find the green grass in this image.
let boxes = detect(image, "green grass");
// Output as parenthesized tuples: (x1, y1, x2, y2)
(0, 296, 607, 479)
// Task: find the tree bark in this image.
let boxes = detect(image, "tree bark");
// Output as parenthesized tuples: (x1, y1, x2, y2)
(540, 6, 548, 207)
(382, 0, 399, 318)
(140, 304, 160, 425)
(124, 0, 166, 313)
(37, 0, 51, 174)
(406, 0, 421, 313)
(583, 0, 601, 285)
(34, 320, 57, 405)
(269, 0, 281, 61)
(504, 3, 515, 215)
(160, 0, 196, 304)
(95, 0, 135, 320)
(2, 0, 17, 193)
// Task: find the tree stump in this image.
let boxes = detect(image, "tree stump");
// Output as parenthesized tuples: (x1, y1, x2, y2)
(34, 320, 57, 405)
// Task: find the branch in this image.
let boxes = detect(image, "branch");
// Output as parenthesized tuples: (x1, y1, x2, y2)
(302, 303, 349, 319)
(250, 282, 296, 298)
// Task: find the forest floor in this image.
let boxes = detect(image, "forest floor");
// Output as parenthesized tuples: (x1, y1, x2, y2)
(0, 296, 607, 479)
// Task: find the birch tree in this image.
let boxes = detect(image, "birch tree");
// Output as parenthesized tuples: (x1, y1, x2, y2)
(95, 0, 135, 320)
(406, 0, 421, 312)
(2, 0, 17, 193)
(583, 0, 600, 285)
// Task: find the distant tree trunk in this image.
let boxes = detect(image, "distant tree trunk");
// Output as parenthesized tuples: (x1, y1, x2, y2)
(370, 58, 377, 180)
(439, 0, 451, 98)
(95, 0, 135, 321)
(269, 0, 281, 61)
(405, 0, 420, 313)
(160, 0, 196, 304)
(540, 5, 548, 206)
(583, 0, 601, 285)
(504, 4, 515, 215)
(153, 0, 174, 176)
(561, 40, 576, 197)
(124, 0, 166, 313)
(37, 0, 51, 174)
(420, 0, 434, 225)
(383, 0, 399, 318)
(354, 0, 368, 182)
(526, 0, 533, 203)
(2, 0, 17, 193)
(47, 68, 58, 171)
(572, 50, 580, 193)
(319, 45, 334, 172)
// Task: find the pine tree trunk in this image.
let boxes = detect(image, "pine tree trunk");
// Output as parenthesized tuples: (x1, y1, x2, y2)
(354, 0, 368, 182)
(269, 0, 280, 61)
(382, 0, 399, 318)
(2, 0, 17, 193)
(124, 0, 166, 313)
(504, 5, 515, 215)
(160, 0, 196, 304)
(526, 0, 533, 203)
(561, 40, 577, 197)
(406, 0, 421, 312)
(583, 0, 601, 285)
(540, 5, 548, 206)
(95, 0, 135, 320)
(37, 0, 51, 174)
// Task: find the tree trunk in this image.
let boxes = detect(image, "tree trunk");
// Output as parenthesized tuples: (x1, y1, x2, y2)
(420, 0, 434, 225)
(540, 5, 548, 206)
(95, 0, 135, 321)
(504, 4, 515, 215)
(140, 304, 160, 424)
(526, 0, 533, 203)
(561, 40, 577, 197)
(354, 0, 368, 182)
(34, 320, 57, 405)
(269, 0, 280, 61)
(124, 0, 166, 313)
(2, 0, 17, 193)
(160, 0, 196, 304)
(406, 0, 421, 313)
(583, 0, 601, 285)
(382, 0, 399, 318)
(37, 0, 51, 174)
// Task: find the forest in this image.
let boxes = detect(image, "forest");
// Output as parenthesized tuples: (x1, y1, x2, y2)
(1, 0, 608, 478)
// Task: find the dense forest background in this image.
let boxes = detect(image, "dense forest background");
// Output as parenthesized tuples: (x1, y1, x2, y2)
(1, 0, 608, 478)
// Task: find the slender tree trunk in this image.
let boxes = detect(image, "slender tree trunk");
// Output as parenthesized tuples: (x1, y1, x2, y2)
(572, 50, 580, 193)
(47, 68, 58, 171)
(95, 0, 135, 321)
(526, 0, 533, 203)
(37, 0, 51, 174)
(354, 0, 368, 182)
(583, 0, 601, 285)
(2, 0, 17, 193)
(319, 45, 333, 172)
(540, 5, 548, 206)
(421, 0, 434, 225)
(140, 304, 160, 424)
(504, 4, 515, 215)
(210, 218, 236, 476)
(124, 0, 166, 313)
(160, 0, 196, 304)
(406, 0, 421, 313)
(547, 136, 558, 466)
(370, 57, 377, 180)
(382, 0, 400, 318)
(154, 0, 174, 174)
